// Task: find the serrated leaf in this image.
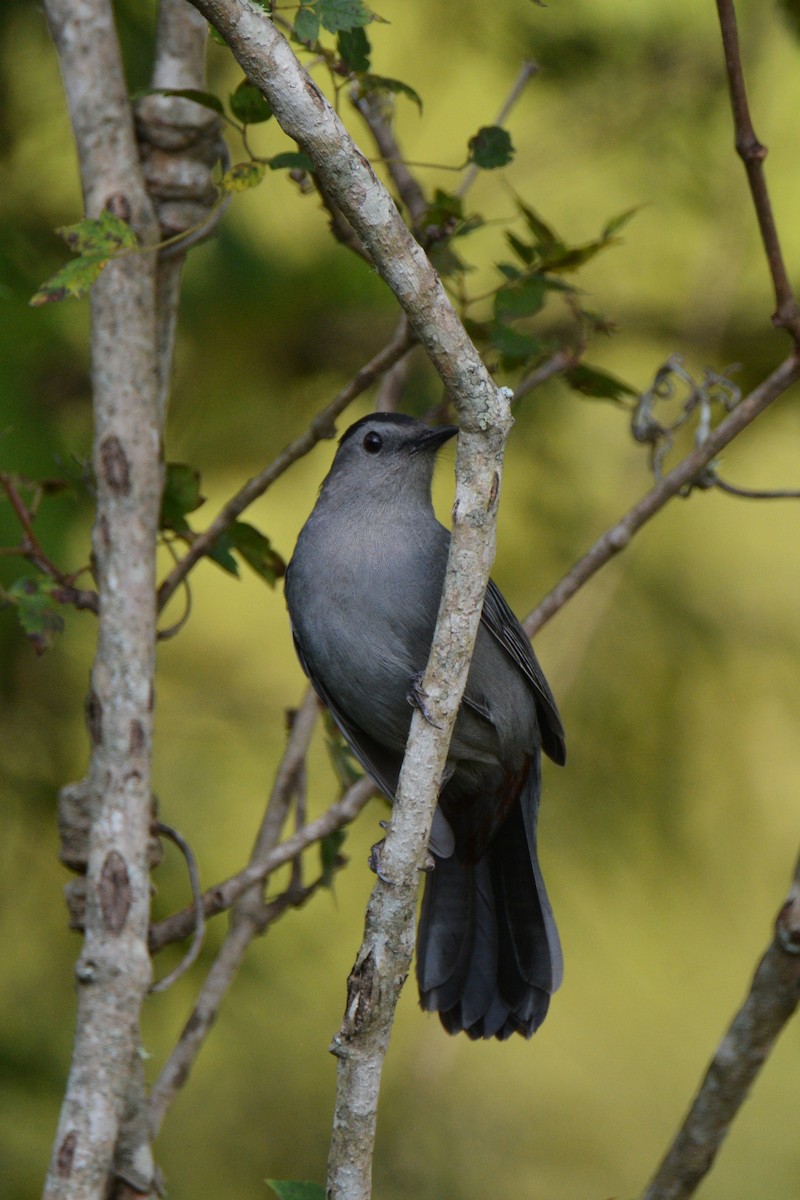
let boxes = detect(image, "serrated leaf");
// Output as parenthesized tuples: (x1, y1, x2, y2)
(337, 25, 371, 71)
(58, 210, 137, 255)
(269, 152, 314, 172)
(565, 363, 637, 403)
(220, 161, 266, 192)
(318, 0, 375, 32)
(160, 463, 205, 534)
(6, 576, 65, 655)
(140, 86, 225, 115)
(228, 522, 285, 585)
(229, 79, 273, 124)
(493, 275, 548, 321)
(293, 5, 321, 43)
(266, 1183, 326, 1200)
(467, 125, 514, 170)
(357, 74, 423, 112)
(319, 829, 347, 889)
(30, 255, 108, 306)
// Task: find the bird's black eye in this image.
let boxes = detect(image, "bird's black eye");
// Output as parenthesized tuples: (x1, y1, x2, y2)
(363, 431, 383, 454)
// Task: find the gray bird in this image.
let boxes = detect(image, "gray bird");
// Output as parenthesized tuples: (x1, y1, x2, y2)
(285, 412, 565, 1039)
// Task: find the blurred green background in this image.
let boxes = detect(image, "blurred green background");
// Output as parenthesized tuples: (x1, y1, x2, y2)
(2, 0, 800, 1197)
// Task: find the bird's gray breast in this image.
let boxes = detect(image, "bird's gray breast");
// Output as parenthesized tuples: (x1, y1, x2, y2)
(286, 511, 445, 750)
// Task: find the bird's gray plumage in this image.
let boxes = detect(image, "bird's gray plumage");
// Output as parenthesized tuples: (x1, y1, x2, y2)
(285, 412, 565, 1038)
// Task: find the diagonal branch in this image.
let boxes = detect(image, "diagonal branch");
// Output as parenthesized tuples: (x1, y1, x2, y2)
(157, 323, 416, 611)
(641, 851, 800, 1200)
(523, 353, 800, 638)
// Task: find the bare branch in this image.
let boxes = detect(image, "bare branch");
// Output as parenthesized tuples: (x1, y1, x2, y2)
(148, 772, 375, 952)
(716, 0, 800, 344)
(43, 0, 163, 1195)
(524, 353, 800, 638)
(148, 689, 338, 1134)
(354, 90, 428, 228)
(642, 851, 800, 1200)
(156, 323, 416, 611)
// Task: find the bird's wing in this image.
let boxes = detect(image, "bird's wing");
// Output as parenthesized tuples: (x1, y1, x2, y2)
(291, 630, 402, 800)
(480, 580, 566, 766)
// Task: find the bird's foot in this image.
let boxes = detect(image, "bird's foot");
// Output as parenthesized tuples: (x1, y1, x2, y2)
(368, 837, 392, 883)
(406, 673, 442, 728)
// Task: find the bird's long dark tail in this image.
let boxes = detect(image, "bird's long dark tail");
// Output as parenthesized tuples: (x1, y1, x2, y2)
(416, 764, 562, 1039)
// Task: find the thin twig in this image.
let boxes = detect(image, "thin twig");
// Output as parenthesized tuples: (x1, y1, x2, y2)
(149, 768, 374, 952)
(710, 475, 800, 501)
(149, 822, 205, 994)
(512, 346, 578, 405)
(148, 689, 337, 1134)
(156, 324, 416, 611)
(524, 353, 800, 637)
(716, 0, 800, 343)
(641, 851, 800, 1200)
(457, 59, 539, 200)
(0, 472, 99, 613)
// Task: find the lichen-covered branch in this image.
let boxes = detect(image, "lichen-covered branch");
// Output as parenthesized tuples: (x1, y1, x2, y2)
(43, 1, 163, 1196)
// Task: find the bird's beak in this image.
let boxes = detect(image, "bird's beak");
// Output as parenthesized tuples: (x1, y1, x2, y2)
(410, 424, 459, 454)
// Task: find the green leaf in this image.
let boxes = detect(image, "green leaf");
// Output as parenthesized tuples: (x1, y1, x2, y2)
(602, 205, 640, 240)
(207, 533, 240, 576)
(337, 25, 371, 71)
(229, 79, 273, 124)
(505, 231, 535, 266)
(319, 829, 347, 889)
(517, 200, 560, 251)
(139, 87, 225, 116)
(357, 74, 423, 112)
(266, 1183, 326, 1200)
(58, 210, 137, 255)
(160, 463, 205, 534)
(30, 211, 139, 305)
(493, 275, 548, 321)
(318, 0, 376, 32)
(4, 576, 65, 655)
(227, 522, 285, 585)
(565, 363, 637, 403)
(269, 152, 314, 172)
(489, 324, 542, 366)
(220, 161, 267, 192)
(293, 5, 321, 44)
(30, 255, 108, 306)
(467, 125, 514, 170)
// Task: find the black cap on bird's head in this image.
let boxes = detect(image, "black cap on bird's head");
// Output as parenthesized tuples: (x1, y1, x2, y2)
(338, 412, 458, 458)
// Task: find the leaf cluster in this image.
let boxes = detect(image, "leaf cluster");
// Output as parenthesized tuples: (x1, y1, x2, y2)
(160, 463, 285, 586)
